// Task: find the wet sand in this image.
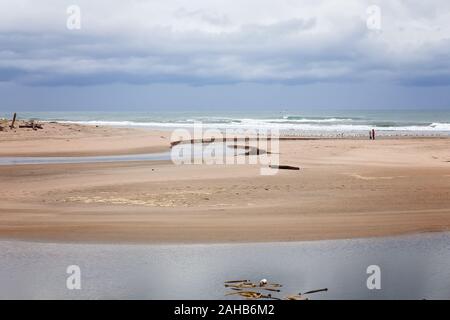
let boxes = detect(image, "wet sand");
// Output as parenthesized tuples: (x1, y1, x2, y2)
(0, 123, 449, 243)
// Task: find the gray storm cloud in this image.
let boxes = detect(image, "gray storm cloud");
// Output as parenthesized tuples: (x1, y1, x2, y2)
(0, 0, 449, 86)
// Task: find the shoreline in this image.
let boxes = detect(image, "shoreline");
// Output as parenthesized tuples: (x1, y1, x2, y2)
(0, 230, 448, 246)
(0, 119, 448, 158)
(0, 120, 172, 157)
(0, 122, 449, 244)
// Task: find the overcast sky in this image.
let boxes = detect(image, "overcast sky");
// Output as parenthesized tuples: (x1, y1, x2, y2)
(1, 0, 450, 111)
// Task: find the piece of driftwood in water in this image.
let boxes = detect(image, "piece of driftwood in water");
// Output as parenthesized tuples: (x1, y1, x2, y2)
(10, 113, 17, 129)
(285, 294, 308, 300)
(230, 287, 281, 293)
(269, 165, 300, 170)
(224, 279, 250, 284)
(225, 291, 279, 300)
(225, 282, 255, 289)
(302, 288, 328, 295)
(19, 120, 43, 130)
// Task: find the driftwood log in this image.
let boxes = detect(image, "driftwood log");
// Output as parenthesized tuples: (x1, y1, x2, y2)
(19, 120, 43, 130)
(269, 165, 300, 170)
(302, 288, 328, 295)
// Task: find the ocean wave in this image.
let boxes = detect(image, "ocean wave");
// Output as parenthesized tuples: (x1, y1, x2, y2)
(57, 119, 450, 132)
(429, 122, 450, 130)
(280, 116, 357, 122)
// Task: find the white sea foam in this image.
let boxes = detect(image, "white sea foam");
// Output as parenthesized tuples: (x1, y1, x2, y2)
(58, 119, 450, 132)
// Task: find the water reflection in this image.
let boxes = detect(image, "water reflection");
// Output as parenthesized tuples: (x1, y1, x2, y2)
(0, 233, 449, 299)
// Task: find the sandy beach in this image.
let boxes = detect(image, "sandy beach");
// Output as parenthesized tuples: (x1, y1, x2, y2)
(0, 122, 449, 243)
(0, 120, 170, 156)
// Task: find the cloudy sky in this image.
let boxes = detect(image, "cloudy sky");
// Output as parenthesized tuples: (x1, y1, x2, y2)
(1, 0, 450, 111)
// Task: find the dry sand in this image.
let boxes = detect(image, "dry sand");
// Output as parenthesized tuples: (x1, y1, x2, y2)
(0, 122, 449, 243)
(0, 120, 170, 156)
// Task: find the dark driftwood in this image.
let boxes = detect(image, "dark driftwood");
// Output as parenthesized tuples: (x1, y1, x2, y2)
(19, 120, 43, 130)
(302, 288, 328, 295)
(269, 165, 300, 170)
(10, 113, 17, 129)
(224, 279, 250, 283)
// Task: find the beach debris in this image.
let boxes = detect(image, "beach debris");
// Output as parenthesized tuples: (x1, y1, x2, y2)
(224, 280, 282, 290)
(260, 287, 281, 292)
(224, 279, 250, 284)
(10, 112, 17, 129)
(19, 120, 43, 130)
(225, 291, 280, 300)
(1, 116, 10, 131)
(225, 282, 256, 289)
(286, 294, 308, 300)
(0, 116, 44, 132)
(302, 288, 328, 295)
(229, 287, 281, 293)
(269, 165, 300, 170)
(224, 279, 326, 300)
(285, 288, 328, 300)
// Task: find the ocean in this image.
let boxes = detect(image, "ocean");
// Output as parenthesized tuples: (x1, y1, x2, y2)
(2, 109, 450, 137)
